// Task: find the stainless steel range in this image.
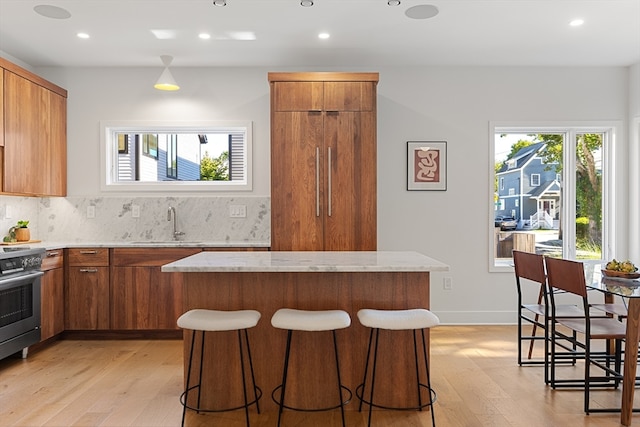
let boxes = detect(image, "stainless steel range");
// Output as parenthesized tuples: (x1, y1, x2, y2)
(0, 246, 45, 360)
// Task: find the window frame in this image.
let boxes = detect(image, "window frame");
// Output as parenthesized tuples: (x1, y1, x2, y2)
(489, 121, 620, 272)
(100, 120, 253, 192)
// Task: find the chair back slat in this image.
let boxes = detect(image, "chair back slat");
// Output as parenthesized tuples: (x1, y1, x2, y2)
(544, 257, 588, 297)
(513, 250, 546, 285)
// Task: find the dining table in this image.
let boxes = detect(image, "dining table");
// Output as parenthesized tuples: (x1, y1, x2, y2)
(585, 264, 640, 426)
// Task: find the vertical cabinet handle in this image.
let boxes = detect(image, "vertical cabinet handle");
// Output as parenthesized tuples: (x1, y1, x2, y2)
(316, 147, 320, 217)
(327, 147, 332, 217)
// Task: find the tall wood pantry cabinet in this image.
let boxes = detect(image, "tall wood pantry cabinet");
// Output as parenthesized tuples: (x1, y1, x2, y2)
(269, 72, 378, 251)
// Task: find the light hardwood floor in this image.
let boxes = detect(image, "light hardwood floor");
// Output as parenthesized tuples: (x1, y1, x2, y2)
(1, 325, 638, 427)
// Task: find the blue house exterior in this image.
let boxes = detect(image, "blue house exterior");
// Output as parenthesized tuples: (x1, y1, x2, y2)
(495, 142, 561, 230)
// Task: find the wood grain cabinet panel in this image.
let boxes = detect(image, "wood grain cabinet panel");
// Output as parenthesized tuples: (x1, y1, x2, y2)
(1, 58, 67, 196)
(40, 250, 64, 341)
(269, 72, 378, 251)
(65, 248, 110, 330)
(111, 248, 200, 330)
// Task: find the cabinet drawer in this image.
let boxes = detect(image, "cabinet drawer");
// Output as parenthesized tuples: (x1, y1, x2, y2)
(41, 249, 64, 270)
(111, 248, 201, 267)
(67, 248, 109, 266)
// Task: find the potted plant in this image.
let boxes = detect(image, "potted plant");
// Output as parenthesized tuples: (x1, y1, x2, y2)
(4, 220, 31, 242)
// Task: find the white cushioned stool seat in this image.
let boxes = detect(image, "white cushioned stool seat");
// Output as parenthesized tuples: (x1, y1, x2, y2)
(271, 308, 351, 331)
(177, 309, 261, 332)
(357, 308, 439, 330)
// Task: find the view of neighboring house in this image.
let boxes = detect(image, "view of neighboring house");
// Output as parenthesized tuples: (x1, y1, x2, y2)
(495, 142, 561, 230)
(116, 132, 245, 183)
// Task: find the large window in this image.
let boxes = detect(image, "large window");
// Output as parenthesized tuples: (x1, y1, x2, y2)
(100, 121, 252, 192)
(490, 123, 619, 271)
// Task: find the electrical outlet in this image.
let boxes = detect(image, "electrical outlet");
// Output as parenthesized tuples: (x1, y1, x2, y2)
(132, 205, 141, 218)
(229, 205, 247, 218)
(87, 205, 96, 219)
(443, 277, 453, 291)
(5, 205, 12, 219)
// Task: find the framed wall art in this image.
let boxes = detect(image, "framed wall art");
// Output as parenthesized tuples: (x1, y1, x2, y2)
(407, 141, 447, 191)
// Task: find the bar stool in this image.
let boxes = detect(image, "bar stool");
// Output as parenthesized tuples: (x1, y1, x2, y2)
(177, 309, 262, 427)
(270, 308, 352, 427)
(356, 308, 439, 427)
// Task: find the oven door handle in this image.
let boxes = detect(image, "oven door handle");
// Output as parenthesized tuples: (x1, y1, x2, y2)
(0, 271, 44, 291)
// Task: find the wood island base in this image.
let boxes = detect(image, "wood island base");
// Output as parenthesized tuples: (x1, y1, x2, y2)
(180, 270, 432, 414)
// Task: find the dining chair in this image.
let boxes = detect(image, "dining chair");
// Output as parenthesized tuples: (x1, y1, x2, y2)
(545, 256, 627, 414)
(512, 250, 583, 384)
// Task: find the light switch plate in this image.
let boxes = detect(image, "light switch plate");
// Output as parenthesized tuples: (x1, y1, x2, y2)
(87, 205, 96, 219)
(132, 205, 140, 218)
(229, 205, 247, 218)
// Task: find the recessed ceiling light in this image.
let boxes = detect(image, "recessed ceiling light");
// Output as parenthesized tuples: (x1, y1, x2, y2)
(199, 33, 211, 40)
(77, 32, 90, 39)
(405, 4, 439, 20)
(213, 0, 227, 6)
(301, 0, 314, 6)
(388, 0, 401, 5)
(569, 19, 585, 27)
(151, 29, 177, 40)
(33, 4, 71, 19)
(318, 33, 330, 40)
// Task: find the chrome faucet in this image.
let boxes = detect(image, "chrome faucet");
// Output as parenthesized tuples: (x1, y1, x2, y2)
(167, 206, 185, 239)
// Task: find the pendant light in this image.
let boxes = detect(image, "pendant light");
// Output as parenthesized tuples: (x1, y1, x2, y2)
(154, 55, 180, 91)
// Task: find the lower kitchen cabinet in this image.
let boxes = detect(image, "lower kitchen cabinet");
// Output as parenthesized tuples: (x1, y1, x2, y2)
(40, 250, 64, 341)
(110, 248, 200, 330)
(65, 248, 110, 330)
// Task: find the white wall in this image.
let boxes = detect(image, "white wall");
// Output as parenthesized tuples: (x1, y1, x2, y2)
(32, 64, 633, 324)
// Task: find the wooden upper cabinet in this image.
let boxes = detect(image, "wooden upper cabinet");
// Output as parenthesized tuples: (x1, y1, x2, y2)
(0, 71, 4, 147)
(271, 80, 375, 112)
(1, 58, 67, 196)
(323, 81, 375, 112)
(47, 91, 67, 196)
(272, 81, 324, 112)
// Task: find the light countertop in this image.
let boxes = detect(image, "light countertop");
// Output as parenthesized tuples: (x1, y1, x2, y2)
(1, 241, 270, 251)
(161, 251, 449, 273)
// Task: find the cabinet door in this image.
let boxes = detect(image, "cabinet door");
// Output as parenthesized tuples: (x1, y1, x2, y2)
(48, 91, 67, 196)
(111, 266, 184, 330)
(272, 81, 324, 112)
(324, 81, 375, 112)
(40, 267, 64, 341)
(324, 111, 377, 250)
(0, 71, 4, 147)
(271, 111, 325, 251)
(66, 266, 110, 330)
(3, 71, 50, 195)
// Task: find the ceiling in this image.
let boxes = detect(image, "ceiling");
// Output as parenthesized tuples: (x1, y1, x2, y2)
(0, 0, 639, 69)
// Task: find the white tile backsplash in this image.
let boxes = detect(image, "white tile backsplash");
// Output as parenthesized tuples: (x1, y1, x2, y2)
(0, 195, 270, 244)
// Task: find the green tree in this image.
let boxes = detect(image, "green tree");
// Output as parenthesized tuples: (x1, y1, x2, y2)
(535, 133, 602, 245)
(200, 150, 229, 181)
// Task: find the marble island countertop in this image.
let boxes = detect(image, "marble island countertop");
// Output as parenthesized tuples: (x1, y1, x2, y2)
(161, 251, 449, 273)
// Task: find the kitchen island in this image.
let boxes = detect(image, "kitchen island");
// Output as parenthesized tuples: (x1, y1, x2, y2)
(162, 251, 449, 413)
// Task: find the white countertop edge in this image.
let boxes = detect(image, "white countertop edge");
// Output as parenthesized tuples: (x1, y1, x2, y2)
(4, 241, 271, 250)
(161, 251, 450, 273)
